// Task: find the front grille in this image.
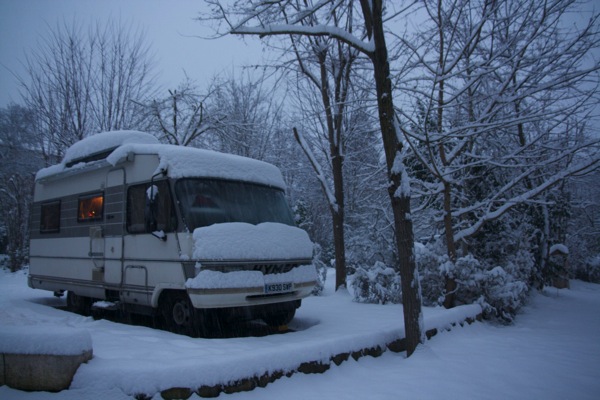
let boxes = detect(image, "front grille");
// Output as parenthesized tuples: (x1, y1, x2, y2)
(251, 263, 298, 274)
(202, 263, 300, 275)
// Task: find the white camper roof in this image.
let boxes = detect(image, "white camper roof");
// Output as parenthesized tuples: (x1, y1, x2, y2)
(36, 131, 287, 189)
(63, 130, 160, 167)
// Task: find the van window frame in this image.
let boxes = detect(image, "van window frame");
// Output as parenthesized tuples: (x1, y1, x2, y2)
(40, 200, 61, 233)
(174, 177, 295, 231)
(77, 192, 104, 222)
(126, 179, 177, 234)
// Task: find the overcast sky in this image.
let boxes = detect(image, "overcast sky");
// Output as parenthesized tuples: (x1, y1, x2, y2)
(0, 0, 264, 107)
(1, 1, 597, 110)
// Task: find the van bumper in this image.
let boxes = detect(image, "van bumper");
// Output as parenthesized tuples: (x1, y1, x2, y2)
(186, 280, 316, 309)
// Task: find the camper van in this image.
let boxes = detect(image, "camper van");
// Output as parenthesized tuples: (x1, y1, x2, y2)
(28, 131, 316, 335)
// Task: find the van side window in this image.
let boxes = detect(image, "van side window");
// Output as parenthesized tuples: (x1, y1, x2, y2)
(127, 180, 176, 234)
(40, 200, 61, 233)
(78, 193, 104, 222)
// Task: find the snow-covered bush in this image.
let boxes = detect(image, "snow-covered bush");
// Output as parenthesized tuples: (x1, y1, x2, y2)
(414, 242, 447, 306)
(448, 255, 530, 322)
(349, 261, 402, 304)
(450, 254, 485, 304)
(480, 266, 529, 322)
(573, 255, 600, 283)
(416, 241, 532, 323)
(347, 234, 534, 320)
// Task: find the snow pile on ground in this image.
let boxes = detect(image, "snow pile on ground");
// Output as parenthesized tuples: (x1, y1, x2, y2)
(0, 268, 478, 398)
(191, 222, 314, 262)
(230, 280, 600, 400)
(1, 268, 599, 399)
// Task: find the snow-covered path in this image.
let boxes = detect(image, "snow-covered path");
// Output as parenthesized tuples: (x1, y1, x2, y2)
(226, 281, 600, 400)
(1, 269, 599, 399)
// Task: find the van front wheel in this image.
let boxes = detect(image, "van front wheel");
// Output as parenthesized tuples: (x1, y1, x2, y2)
(262, 309, 296, 327)
(160, 292, 198, 336)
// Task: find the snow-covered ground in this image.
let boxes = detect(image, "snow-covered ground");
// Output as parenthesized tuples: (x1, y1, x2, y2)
(1, 268, 599, 399)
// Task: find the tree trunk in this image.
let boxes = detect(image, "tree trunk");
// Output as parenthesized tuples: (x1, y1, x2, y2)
(332, 139, 346, 289)
(442, 181, 457, 308)
(293, 126, 347, 291)
(332, 207, 346, 290)
(366, 0, 423, 357)
(322, 49, 347, 291)
(435, 0, 457, 309)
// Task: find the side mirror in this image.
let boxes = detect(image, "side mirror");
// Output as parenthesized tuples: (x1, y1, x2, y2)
(145, 184, 166, 241)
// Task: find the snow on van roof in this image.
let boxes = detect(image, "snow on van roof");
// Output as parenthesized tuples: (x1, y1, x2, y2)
(62, 130, 159, 166)
(36, 131, 159, 180)
(108, 143, 286, 189)
(36, 131, 286, 189)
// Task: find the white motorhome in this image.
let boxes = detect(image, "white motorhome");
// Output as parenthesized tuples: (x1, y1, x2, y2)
(28, 131, 316, 335)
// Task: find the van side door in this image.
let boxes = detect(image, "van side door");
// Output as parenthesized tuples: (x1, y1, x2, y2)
(103, 169, 126, 285)
(122, 179, 179, 306)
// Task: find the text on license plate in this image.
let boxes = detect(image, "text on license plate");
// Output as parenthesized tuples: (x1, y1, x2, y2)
(265, 282, 293, 294)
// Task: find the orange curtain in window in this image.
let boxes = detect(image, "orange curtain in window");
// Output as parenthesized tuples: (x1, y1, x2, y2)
(79, 195, 104, 220)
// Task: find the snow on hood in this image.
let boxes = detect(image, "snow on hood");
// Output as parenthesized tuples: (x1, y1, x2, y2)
(186, 264, 316, 290)
(191, 222, 314, 261)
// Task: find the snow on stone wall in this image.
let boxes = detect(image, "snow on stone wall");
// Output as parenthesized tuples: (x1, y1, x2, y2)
(0, 325, 92, 356)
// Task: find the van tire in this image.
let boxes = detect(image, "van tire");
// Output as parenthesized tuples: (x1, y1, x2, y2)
(262, 309, 296, 327)
(160, 292, 199, 336)
(66, 291, 92, 316)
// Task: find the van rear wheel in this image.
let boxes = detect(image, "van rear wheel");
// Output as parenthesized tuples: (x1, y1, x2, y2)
(66, 291, 92, 316)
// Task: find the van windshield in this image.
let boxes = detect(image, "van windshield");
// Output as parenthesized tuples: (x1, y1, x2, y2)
(175, 178, 295, 230)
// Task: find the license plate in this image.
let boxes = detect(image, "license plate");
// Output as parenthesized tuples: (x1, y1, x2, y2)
(265, 282, 293, 294)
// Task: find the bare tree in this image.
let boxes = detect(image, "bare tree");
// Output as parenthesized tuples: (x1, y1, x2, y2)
(211, 72, 284, 161)
(283, 8, 366, 290)
(568, 169, 600, 280)
(21, 19, 157, 159)
(140, 78, 222, 146)
(206, 0, 424, 356)
(91, 20, 156, 132)
(398, 0, 600, 306)
(0, 104, 41, 271)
